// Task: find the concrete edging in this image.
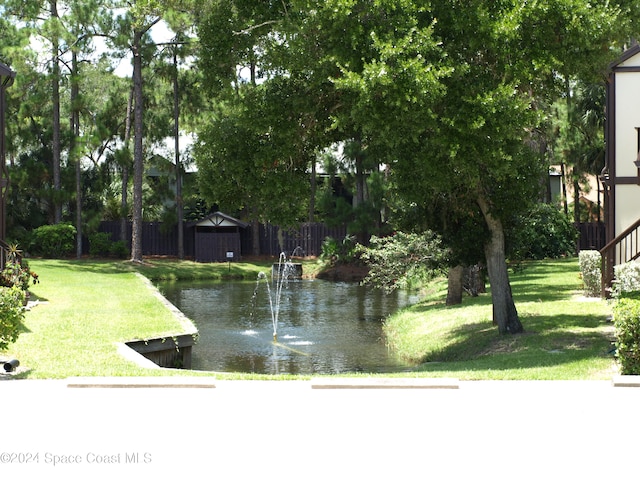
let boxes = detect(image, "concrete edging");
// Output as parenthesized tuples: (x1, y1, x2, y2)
(310, 377, 460, 389)
(66, 376, 216, 388)
(612, 375, 640, 387)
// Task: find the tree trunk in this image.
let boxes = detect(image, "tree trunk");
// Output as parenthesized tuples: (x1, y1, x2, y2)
(120, 87, 133, 244)
(573, 175, 580, 224)
(51, 0, 62, 224)
(477, 194, 523, 334)
(353, 137, 368, 245)
(71, 50, 81, 259)
(130, 30, 144, 263)
(560, 162, 568, 217)
(173, 46, 184, 260)
(309, 158, 316, 223)
(252, 217, 260, 256)
(446, 265, 464, 306)
(463, 264, 485, 296)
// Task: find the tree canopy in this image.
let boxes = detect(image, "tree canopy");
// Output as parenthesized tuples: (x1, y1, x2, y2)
(194, 0, 636, 332)
(0, 0, 638, 333)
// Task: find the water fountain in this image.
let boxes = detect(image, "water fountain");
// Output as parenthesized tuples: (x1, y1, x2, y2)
(160, 273, 417, 374)
(255, 252, 300, 342)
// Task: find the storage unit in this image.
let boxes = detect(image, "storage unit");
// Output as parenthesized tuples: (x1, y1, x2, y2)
(192, 212, 248, 262)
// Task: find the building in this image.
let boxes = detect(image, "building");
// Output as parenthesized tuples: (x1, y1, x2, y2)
(191, 211, 248, 262)
(601, 45, 640, 290)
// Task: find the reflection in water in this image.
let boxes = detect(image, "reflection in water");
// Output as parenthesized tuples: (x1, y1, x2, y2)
(158, 279, 419, 375)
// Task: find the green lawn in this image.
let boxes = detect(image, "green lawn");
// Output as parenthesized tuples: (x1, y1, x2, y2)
(383, 258, 617, 380)
(1, 257, 618, 380)
(3, 258, 320, 379)
(4, 260, 192, 378)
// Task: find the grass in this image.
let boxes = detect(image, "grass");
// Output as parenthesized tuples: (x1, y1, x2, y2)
(4, 258, 318, 380)
(383, 258, 617, 380)
(1, 256, 618, 380)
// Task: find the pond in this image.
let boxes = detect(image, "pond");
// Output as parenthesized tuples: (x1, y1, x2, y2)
(157, 278, 420, 375)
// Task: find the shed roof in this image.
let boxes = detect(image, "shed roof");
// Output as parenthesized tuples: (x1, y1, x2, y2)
(192, 211, 249, 228)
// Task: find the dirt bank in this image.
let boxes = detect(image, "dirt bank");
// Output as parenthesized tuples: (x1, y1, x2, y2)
(314, 263, 369, 282)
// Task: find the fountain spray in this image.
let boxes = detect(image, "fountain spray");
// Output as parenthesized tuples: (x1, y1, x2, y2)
(257, 253, 294, 343)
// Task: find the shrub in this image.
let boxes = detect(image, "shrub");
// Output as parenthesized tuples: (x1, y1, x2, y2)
(611, 261, 640, 299)
(613, 293, 640, 374)
(110, 240, 129, 259)
(508, 203, 578, 260)
(0, 286, 26, 351)
(1, 260, 38, 292)
(320, 235, 359, 265)
(1, 244, 38, 292)
(358, 231, 449, 292)
(88, 232, 128, 258)
(30, 224, 76, 258)
(89, 232, 113, 257)
(578, 250, 601, 297)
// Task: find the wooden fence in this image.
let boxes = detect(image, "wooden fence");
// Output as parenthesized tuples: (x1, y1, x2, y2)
(248, 223, 348, 258)
(97, 221, 347, 259)
(98, 221, 195, 257)
(576, 222, 606, 252)
(96, 220, 603, 259)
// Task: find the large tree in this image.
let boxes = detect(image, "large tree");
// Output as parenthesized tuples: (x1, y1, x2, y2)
(105, 0, 199, 262)
(63, 0, 115, 257)
(335, 0, 633, 333)
(105, 1, 164, 262)
(196, 0, 325, 254)
(0, 0, 67, 223)
(196, 0, 635, 333)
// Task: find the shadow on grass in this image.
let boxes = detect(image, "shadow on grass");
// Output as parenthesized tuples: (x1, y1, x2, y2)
(27, 292, 49, 303)
(412, 312, 615, 373)
(411, 258, 585, 315)
(510, 260, 583, 301)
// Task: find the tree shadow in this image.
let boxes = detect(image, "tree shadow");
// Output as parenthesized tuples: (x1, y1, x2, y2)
(411, 312, 615, 372)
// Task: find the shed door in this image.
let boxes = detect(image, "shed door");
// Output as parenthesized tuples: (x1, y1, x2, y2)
(195, 230, 240, 262)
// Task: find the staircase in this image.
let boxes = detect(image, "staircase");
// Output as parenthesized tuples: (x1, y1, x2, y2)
(600, 217, 640, 295)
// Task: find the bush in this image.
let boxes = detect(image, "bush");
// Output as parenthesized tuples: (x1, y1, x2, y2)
(89, 232, 129, 258)
(578, 250, 601, 297)
(30, 224, 76, 258)
(612, 261, 640, 299)
(0, 286, 26, 351)
(508, 203, 577, 260)
(320, 235, 359, 265)
(89, 232, 112, 257)
(613, 293, 640, 374)
(358, 231, 449, 292)
(110, 240, 129, 259)
(1, 260, 38, 292)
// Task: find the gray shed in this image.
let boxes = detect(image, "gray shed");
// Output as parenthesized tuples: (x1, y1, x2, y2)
(192, 212, 248, 262)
